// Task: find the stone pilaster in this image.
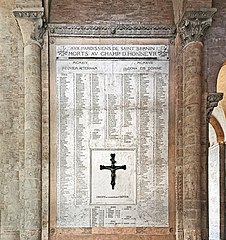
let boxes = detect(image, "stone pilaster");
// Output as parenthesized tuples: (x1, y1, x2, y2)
(174, 33, 184, 240)
(219, 142, 226, 240)
(178, 8, 216, 240)
(207, 93, 224, 239)
(13, 7, 46, 240)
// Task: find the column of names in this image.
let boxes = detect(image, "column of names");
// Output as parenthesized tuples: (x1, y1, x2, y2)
(56, 45, 169, 227)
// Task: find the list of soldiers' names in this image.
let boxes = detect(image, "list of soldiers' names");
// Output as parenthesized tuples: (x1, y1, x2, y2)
(56, 45, 169, 227)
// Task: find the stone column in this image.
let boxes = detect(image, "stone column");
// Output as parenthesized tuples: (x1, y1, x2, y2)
(179, 9, 216, 240)
(13, 8, 46, 240)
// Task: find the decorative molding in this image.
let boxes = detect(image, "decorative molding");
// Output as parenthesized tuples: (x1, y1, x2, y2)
(13, 8, 44, 19)
(178, 8, 217, 47)
(179, 18, 211, 46)
(207, 92, 223, 122)
(183, 9, 217, 19)
(48, 24, 176, 38)
(13, 8, 47, 46)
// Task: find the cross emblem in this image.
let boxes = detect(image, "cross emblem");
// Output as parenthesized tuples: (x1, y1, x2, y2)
(100, 153, 126, 190)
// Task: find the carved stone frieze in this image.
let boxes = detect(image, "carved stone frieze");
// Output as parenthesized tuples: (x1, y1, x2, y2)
(207, 92, 223, 122)
(48, 24, 176, 38)
(13, 8, 47, 46)
(178, 8, 217, 47)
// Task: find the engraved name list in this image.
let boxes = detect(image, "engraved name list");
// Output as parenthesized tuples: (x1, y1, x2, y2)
(56, 45, 169, 227)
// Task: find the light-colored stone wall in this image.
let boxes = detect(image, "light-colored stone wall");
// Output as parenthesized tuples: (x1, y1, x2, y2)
(0, 1, 24, 240)
(41, 33, 50, 240)
(208, 143, 220, 240)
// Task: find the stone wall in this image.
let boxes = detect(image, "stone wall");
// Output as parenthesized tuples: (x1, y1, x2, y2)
(0, 1, 24, 240)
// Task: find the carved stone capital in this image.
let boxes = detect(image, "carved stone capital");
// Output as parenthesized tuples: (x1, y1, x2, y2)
(207, 92, 223, 122)
(178, 8, 216, 47)
(13, 8, 47, 47)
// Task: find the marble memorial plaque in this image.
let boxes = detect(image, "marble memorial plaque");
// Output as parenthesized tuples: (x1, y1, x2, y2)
(56, 45, 169, 227)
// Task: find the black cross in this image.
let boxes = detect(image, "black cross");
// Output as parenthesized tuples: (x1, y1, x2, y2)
(100, 153, 126, 190)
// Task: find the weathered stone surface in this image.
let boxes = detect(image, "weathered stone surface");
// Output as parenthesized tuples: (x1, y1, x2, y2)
(179, 8, 216, 47)
(13, 8, 46, 47)
(0, 1, 24, 239)
(207, 93, 224, 122)
(6, 3, 45, 240)
(182, 41, 203, 239)
(48, 24, 176, 38)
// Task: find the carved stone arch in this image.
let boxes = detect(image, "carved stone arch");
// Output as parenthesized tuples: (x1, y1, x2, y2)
(210, 115, 225, 143)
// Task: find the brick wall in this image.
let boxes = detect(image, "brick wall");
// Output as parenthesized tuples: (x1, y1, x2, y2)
(50, 0, 174, 24)
(172, 0, 212, 24)
(184, 0, 212, 9)
(204, 0, 226, 92)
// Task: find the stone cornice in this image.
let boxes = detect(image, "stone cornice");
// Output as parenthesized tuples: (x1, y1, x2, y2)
(48, 24, 176, 38)
(207, 92, 223, 122)
(13, 8, 44, 19)
(178, 8, 217, 47)
(13, 8, 47, 47)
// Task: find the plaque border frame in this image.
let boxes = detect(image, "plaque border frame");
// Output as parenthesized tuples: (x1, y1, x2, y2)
(49, 37, 176, 239)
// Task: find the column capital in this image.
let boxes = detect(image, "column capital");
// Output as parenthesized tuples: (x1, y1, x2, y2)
(207, 92, 223, 122)
(13, 7, 47, 47)
(178, 8, 217, 47)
